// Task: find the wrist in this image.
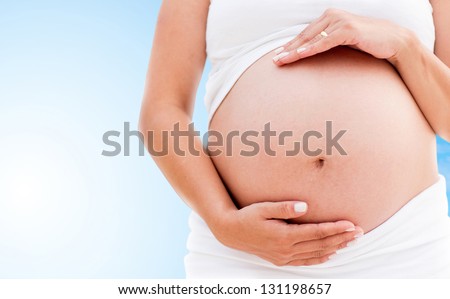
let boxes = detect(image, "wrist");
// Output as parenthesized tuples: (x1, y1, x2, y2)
(203, 205, 239, 239)
(388, 28, 421, 67)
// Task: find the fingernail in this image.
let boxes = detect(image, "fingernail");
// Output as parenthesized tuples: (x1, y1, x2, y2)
(328, 253, 337, 260)
(297, 47, 307, 54)
(273, 52, 289, 62)
(294, 202, 307, 213)
(273, 47, 285, 54)
(345, 227, 356, 232)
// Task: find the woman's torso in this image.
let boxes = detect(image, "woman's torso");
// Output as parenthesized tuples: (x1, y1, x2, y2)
(205, 0, 438, 232)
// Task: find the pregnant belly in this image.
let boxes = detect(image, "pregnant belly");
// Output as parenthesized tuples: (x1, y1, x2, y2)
(208, 46, 438, 232)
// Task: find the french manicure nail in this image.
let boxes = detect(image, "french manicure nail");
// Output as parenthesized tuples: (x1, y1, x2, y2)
(273, 52, 289, 62)
(294, 202, 308, 213)
(274, 47, 285, 54)
(345, 227, 356, 232)
(297, 47, 307, 54)
(328, 253, 337, 260)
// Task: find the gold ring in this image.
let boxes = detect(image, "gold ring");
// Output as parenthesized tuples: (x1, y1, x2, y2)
(320, 31, 328, 37)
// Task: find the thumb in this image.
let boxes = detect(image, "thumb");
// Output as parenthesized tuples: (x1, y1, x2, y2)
(259, 201, 308, 219)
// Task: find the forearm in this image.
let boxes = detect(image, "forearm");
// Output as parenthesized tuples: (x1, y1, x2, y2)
(139, 102, 238, 231)
(389, 32, 450, 141)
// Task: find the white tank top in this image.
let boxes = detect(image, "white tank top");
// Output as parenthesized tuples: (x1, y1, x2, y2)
(203, 0, 435, 125)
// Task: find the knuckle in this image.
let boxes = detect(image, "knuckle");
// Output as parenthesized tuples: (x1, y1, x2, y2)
(308, 35, 319, 44)
(313, 231, 324, 240)
(324, 8, 333, 16)
(314, 240, 325, 250)
(308, 43, 318, 52)
(280, 203, 292, 217)
(301, 31, 315, 43)
(284, 40, 294, 48)
(342, 19, 356, 31)
(313, 226, 326, 239)
(324, 8, 339, 16)
(318, 239, 331, 249)
(297, 32, 308, 42)
(312, 250, 325, 258)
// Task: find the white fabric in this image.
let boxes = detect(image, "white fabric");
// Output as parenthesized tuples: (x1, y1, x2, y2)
(204, 0, 436, 125)
(185, 175, 450, 278)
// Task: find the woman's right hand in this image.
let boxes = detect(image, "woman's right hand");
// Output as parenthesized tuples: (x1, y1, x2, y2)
(210, 201, 363, 266)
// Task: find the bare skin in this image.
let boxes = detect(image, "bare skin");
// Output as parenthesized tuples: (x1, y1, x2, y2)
(272, 7, 450, 139)
(139, 0, 450, 267)
(209, 46, 438, 233)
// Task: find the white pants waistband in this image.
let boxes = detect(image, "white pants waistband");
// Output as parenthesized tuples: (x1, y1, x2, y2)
(185, 175, 450, 278)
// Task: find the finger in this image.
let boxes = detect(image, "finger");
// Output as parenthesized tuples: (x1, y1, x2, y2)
(293, 227, 364, 251)
(287, 221, 359, 243)
(258, 201, 309, 219)
(273, 26, 335, 65)
(291, 235, 356, 260)
(286, 253, 334, 266)
(273, 32, 324, 64)
(274, 29, 342, 65)
(292, 29, 349, 60)
(275, 16, 329, 55)
(284, 19, 331, 52)
(253, 234, 358, 267)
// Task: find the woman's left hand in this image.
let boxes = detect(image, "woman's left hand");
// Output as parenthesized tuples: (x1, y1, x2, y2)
(272, 8, 413, 66)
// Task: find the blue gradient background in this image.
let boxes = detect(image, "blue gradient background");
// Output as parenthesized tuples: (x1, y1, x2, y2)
(0, 0, 449, 278)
